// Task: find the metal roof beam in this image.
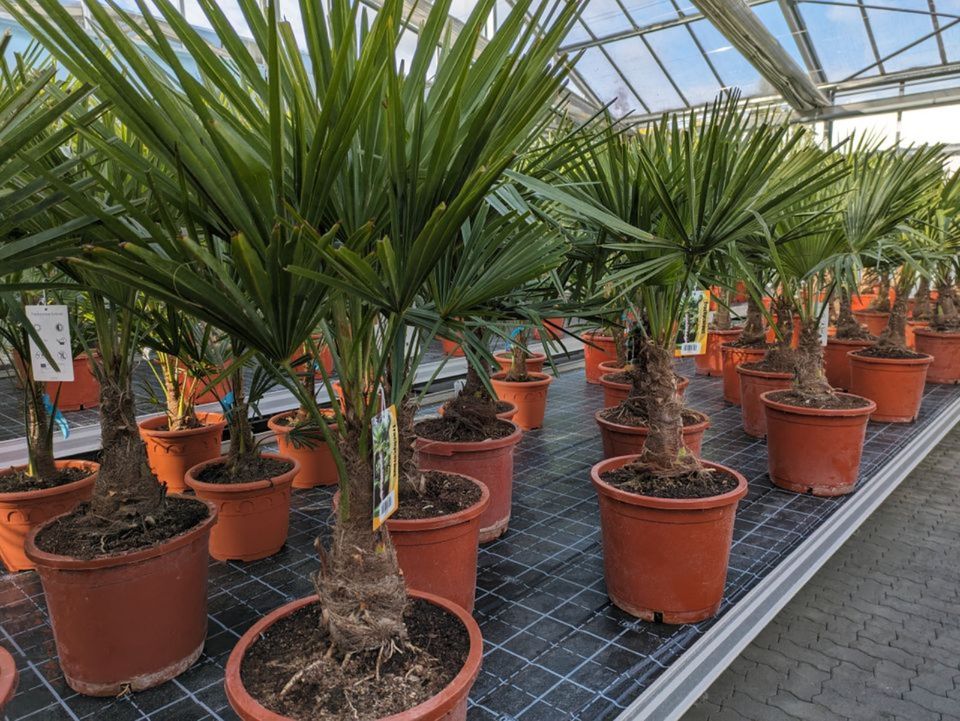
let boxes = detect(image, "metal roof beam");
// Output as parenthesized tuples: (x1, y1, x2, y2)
(689, 0, 831, 111)
(778, 0, 827, 83)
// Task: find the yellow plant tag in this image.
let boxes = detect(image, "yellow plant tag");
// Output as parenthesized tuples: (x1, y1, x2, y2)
(675, 290, 711, 357)
(372, 404, 399, 531)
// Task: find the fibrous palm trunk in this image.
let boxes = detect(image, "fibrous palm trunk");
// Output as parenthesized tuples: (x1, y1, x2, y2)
(26, 380, 57, 481)
(835, 287, 872, 340)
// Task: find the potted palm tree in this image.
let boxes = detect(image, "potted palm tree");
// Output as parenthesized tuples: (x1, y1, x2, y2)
(489, 325, 554, 430)
(695, 286, 742, 377)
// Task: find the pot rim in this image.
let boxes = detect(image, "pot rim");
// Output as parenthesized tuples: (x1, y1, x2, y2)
(599, 372, 690, 390)
(387, 472, 491, 532)
(415, 419, 522, 454)
(493, 351, 547, 362)
(847, 349, 934, 366)
(581, 330, 616, 343)
(594, 408, 710, 434)
(224, 589, 483, 721)
(24, 495, 217, 570)
(735, 364, 794, 380)
(590, 456, 748, 510)
(826, 336, 876, 347)
(707, 327, 743, 336)
(185, 452, 300, 495)
(0, 459, 99, 503)
(266, 409, 337, 434)
(490, 371, 554, 388)
(852, 309, 891, 317)
(719, 342, 769, 354)
(760, 390, 877, 418)
(0, 645, 16, 710)
(138, 411, 226, 438)
(913, 327, 960, 338)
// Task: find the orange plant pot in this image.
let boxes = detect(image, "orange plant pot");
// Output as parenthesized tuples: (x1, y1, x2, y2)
(496, 401, 518, 422)
(493, 351, 546, 375)
(823, 337, 875, 391)
(0, 460, 98, 573)
(225, 590, 482, 721)
(720, 344, 767, 405)
(764, 319, 801, 348)
(848, 351, 932, 423)
(490, 371, 553, 430)
(138, 412, 226, 494)
(387, 475, 489, 613)
(594, 410, 709, 459)
(416, 423, 522, 543)
(852, 309, 890, 337)
(440, 337, 465, 357)
(45, 354, 99, 411)
(24, 498, 217, 695)
(737, 365, 793, 438)
(905, 320, 929, 350)
(582, 331, 619, 384)
(533, 317, 565, 341)
(183, 365, 232, 406)
(290, 338, 334, 379)
(914, 329, 960, 384)
(185, 453, 298, 561)
(694, 328, 742, 377)
(0, 646, 16, 713)
(762, 391, 876, 496)
(850, 292, 876, 312)
(267, 411, 339, 488)
(591, 456, 747, 623)
(599, 372, 689, 409)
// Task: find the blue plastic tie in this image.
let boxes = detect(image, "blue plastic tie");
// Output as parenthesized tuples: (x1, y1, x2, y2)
(42, 393, 70, 439)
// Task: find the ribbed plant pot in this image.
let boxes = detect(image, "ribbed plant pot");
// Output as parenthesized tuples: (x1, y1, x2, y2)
(267, 411, 338, 488)
(24, 498, 217, 695)
(387, 475, 490, 613)
(848, 351, 933, 423)
(852, 309, 890, 337)
(496, 401, 518, 422)
(0, 460, 99, 572)
(224, 590, 482, 721)
(694, 328, 742, 377)
(185, 453, 298, 561)
(905, 320, 930, 350)
(416, 423, 522, 543)
(720, 344, 767, 405)
(44, 354, 99, 411)
(599, 372, 688, 409)
(490, 372, 553, 430)
(0, 645, 16, 712)
(762, 391, 876, 496)
(737, 366, 793, 438)
(850, 292, 877, 312)
(914, 329, 960, 384)
(139, 412, 226, 494)
(591, 456, 748, 623)
(594, 410, 709, 459)
(534, 317, 565, 341)
(440, 338, 465, 357)
(493, 352, 547, 375)
(824, 337, 875, 391)
(583, 332, 619, 384)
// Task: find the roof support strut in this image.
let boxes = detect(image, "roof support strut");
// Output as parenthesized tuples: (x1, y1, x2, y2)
(689, 0, 830, 112)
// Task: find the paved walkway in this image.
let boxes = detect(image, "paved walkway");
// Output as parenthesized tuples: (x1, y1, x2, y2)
(683, 425, 960, 721)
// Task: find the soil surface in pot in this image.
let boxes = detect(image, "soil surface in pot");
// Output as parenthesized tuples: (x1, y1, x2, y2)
(195, 457, 294, 485)
(395, 471, 482, 520)
(605, 371, 685, 386)
(154, 416, 205, 431)
(241, 598, 468, 721)
(0, 466, 89, 494)
(34, 496, 209, 559)
(415, 416, 513, 443)
(600, 461, 738, 499)
(766, 390, 873, 410)
(725, 339, 772, 349)
(599, 406, 706, 429)
(854, 346, 928, 360)
(495, 401, 514, 414)
(741, 356, 795, 374)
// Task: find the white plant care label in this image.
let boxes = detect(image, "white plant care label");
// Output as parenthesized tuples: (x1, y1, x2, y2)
(25, 305, 74, 382)
(819, 306, 830, 346)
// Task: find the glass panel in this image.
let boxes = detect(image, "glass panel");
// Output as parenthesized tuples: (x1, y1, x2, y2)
(930, 0, 960, 63)
(602, 36, 685, 111)
(866, 0, 944, 74)
(688, 18, 767, 96)
(644, 25, 724, 107)
(799, 1, 878, 81)
(572, 46, 642, 115)
(752, 1, 807, 69)
(622, 0, 680, 27)
(900, 105, 960, 144)
(831, 112, 900, 147)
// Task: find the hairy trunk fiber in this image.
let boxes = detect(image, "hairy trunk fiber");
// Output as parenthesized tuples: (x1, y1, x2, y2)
(764, 298, 797, 371)
(835, 287, 872, 340)
(739, 296, 766, 346)
(933, 280, 960, 331)
(913, 277, 932, 321)
(875, 286, 909, 351)
(504, 340, 529, 383)
(613, 325, 627, 366)
(870, 273, 891, 312)
(440, 342, 500, 436)
(226, 365, 257, 472)
(313, 422, 408, 657)
(712, 289, 732, 331)
(26, 380, 57, 481)
(793, 318, 836, 402)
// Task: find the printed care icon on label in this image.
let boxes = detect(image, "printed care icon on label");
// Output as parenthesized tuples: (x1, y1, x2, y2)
(372, 404, 399, 531)
(25, 305, 74, 383)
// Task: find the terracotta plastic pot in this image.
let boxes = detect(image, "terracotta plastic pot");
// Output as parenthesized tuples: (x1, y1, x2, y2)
(533, 317, 565, 341)
(0, 645, 16, 712)
(138, 412, 226, 494)
(852, 309, 890, 337)
(765, 318, 801, 348)
(267, 411, 338, 488)
(496, 401, 518, 422)
(416, 423, 522, 543)
(720, 344, 767, 405)
(591, 456, 747, 623)
(762, 391, 876, 496)
(225, 589, 482, 721)
(582, 332, 619, 384)
(905, 320, 930, 350)
(597, 360, 623, 376)
(694, 328, 742, 377)
(44, 354, 99, 411)
(0, 460, 98, 573)
(850, 292, 876, 312)
(848, 351, 933, 423)
(290, 340, 334, 379)
(185, 453, 298, 561)
(183, 366, 232, 406)
(493, 351, 546, 375)
(737, 365, 793, 438)
(490, 371, 553, 430)
(594, 410, 709, 459)
(24, 498, 217, 695)
(387, 475, 489, 613)
(440, 338, 465, 357)
(914, 329, 960, 384)
(823, 337, 875, 391)
(599, 372, 688, 409)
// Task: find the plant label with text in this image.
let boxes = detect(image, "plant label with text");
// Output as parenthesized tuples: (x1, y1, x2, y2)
(675, 290, 711, 357)
(372, 404, 399, 531)
(25, 305, 73, 382)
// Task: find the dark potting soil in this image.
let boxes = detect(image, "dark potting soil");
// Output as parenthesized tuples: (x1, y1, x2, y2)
(741, 357, 795, 375)
(34, 496, 209, 559)
(854, 346, 929, 360)
(725, 339, 772, 349)
(195, 456, 295, 485)
(240, 599, 469, 721)
(155, 417, 210, 432)
(415, 416, 514, 444)
(0, 466, 90, 494)
(766, 390, 874, 410)
(929, 325, 960, 335)
(600, 461, 738, 499)
(495, 401, 514, 414)
(605, 371, 685, 386)
(599, 405, 707, 429)
(394, 471, 482, 520)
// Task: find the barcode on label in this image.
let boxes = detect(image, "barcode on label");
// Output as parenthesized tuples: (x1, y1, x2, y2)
(680, 342, 701, 355)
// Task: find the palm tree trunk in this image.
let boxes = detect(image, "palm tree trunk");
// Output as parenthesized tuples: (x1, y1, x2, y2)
(933, 278, 960, 331)
(622, 337, 685, 469)
(876, 284, 909, 350)
(835, 287, 872, 340)
(738, 296, 766, 346)
(913, 277, 932, 321)
(26, 380, 57, 481)
(793, 317, 835, 402)
(712, 289, 732, 331)
(870, 272, 891, 312)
